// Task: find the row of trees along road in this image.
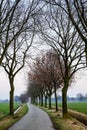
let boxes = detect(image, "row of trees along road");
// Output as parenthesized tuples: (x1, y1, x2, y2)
(27, 0, 87, 118)
(27, 50, 63, 111)
(0, 0, 44, 115)
(27, 46, 85, 117)
(0, 0, 87, 117)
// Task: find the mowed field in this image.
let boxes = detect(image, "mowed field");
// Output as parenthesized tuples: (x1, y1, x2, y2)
(0, 102, 21, 117)
(52, 102, 87, 114)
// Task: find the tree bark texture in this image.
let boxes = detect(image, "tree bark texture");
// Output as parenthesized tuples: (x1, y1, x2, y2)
(9, 76, 14, 115)
(39, 96, 41, 106)
(45, 96, 47, 108)
(62, 78, 69, 118)
(41, 93, 43, 106)
(49, 95, 51, 109)
(54, 86, 58, 111)
(85, 42, 87, 66)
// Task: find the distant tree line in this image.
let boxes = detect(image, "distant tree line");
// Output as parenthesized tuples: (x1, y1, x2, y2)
(77, 93, 87, 101)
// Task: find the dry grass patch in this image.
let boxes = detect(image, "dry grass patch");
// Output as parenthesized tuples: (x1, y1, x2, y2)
(0, 113, 4, 118)
(68, 109, 87, 125)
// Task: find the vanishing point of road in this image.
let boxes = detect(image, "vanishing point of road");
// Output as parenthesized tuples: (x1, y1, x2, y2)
(8, 103, 55, 130)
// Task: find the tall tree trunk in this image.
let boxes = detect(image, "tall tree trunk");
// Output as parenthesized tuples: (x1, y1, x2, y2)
(45, 96, 47, 108)
(62, 79, 69, 118)
(54, 85, 58, 111)
(49, 95, 51, 109)
(39, 95, 41, 106)
(41, 93, 43, 106)
(9, 76, 14, 115)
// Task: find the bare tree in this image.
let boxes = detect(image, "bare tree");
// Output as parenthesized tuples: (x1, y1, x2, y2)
(0, 0, 45, 115)
(65, 0, 87, 64)
(0, 0, 43, 65)
(42, 50, 63, 111)
(0, 0, 19, 64)
(37, 3, 86, 117)
(42, 0, 87, 66)
(2, 31, 34, 115)
(77, 93, 84, 101)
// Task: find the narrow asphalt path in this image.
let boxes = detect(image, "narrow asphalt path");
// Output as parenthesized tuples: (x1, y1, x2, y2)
(8, 103, 55, 130)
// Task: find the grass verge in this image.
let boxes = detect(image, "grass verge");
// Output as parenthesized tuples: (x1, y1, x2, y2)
(0, 102, 21, 119)
(39, 106, 87, 130)
(0, 104, 28, 130)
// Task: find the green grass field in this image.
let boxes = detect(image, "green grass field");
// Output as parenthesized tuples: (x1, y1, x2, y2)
(52, 102, 87, 114)
(0, 102, 21, 116)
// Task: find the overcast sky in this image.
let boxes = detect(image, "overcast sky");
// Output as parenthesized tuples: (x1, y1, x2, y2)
(0, 67, 27, 100)
(0, 66, 87, 100)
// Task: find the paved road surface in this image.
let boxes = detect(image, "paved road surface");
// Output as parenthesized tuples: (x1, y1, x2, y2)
(8, 103, 55, 130)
